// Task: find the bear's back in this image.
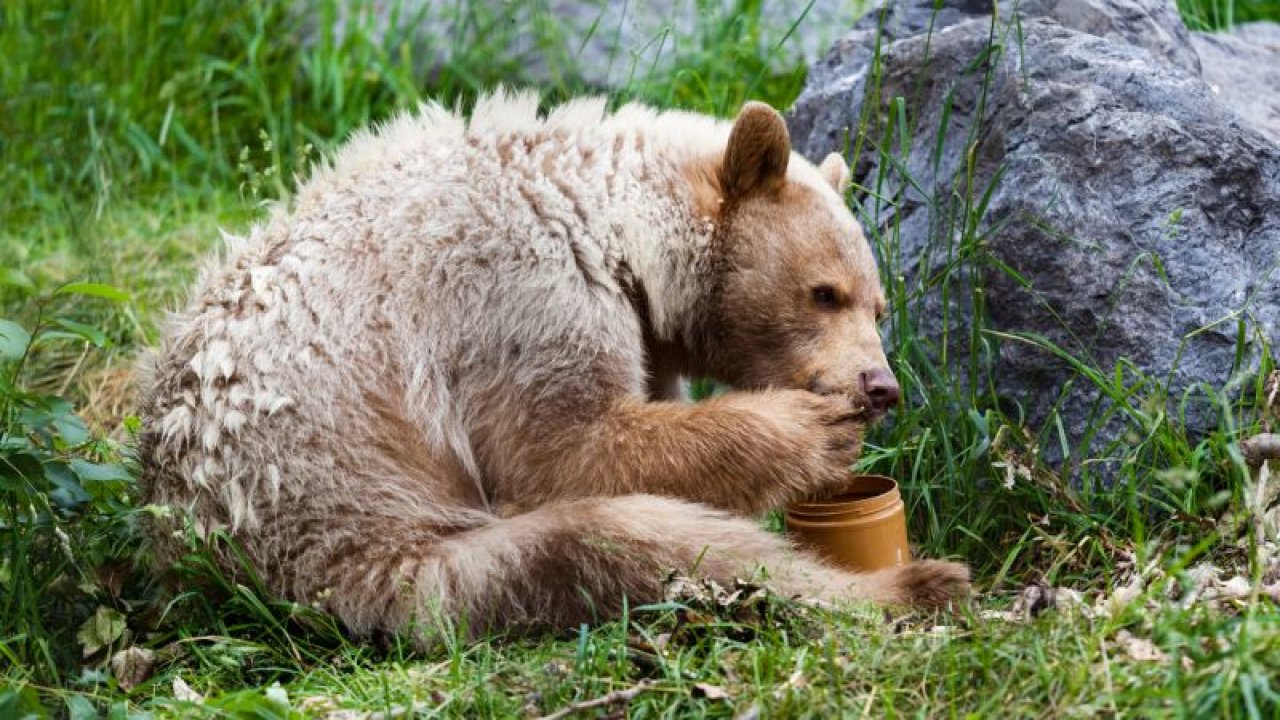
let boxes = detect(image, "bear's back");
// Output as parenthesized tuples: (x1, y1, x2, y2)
(139, 92, 733, 532)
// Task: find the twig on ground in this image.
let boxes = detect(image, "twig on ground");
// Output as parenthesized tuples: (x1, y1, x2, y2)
(536, 680, 659, 720)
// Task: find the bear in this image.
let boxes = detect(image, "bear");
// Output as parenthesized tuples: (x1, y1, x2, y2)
(138, 91, 969, 641)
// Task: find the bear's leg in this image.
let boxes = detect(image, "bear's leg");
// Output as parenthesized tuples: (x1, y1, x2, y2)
(494, 389, 872, 516)
(257, 494, 967, 642)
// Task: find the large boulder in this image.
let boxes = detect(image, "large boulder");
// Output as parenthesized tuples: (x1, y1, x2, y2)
(804, 0, 1201, 83)
(789, 0, 1280, 467)
(1192, 22, 1280, 142)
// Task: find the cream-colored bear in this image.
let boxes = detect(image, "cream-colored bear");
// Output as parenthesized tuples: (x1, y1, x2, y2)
(140, 91, 968, 640)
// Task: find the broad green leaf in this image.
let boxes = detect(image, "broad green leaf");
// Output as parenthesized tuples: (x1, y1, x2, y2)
(20, 398, 91, 446)
(0, 268, 35, 292)
(46, 460, 92, 508)
(70, 459, 132, 482)
(77, 606, 127, 656)
(46, 318, 109, 347)
(66, 695, 98, 720)
(0, 451, 43, 492)
(105, 701, 137, 720)
(70, 459, 133, 490)
(207, 686, 296, 718)
(264, 684, 290, 712)
(55, 282, 131, 303)
(0, 318, 31, 361)
(0, 685, 52, 719)
(53, 412, 92, 447)
(0, 435, 34, 452)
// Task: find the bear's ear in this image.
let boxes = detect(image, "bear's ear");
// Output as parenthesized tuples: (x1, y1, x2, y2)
(819, 152, 851, 194)
(722, 101, 790, 200)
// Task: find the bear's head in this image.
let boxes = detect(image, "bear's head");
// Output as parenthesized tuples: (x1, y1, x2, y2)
(692, 102, 900, 418)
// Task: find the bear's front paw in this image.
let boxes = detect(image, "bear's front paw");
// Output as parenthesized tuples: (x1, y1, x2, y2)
(767, 390, 871, 495)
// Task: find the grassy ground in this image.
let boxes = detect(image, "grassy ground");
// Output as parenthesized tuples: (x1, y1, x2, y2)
(3, 0, 1280, 717)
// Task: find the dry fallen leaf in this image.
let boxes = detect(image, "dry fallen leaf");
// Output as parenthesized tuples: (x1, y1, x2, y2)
(794, 595, 837, 611)
(772, 668, 809, 698)
(321, 712, 363, 720)
(542, 660, 571, 677)
(297, 695, 339, 714)
(653, 633, 672, 652)
(79, 605, 127, 658)
(1179, 563, 1220, 607)
(365, 701, 429, 720)
(1095, 576, 1144, 618)
(1010, 582, 1056, 619)
(1113, 577, 1145, 605)
(1218, 575, 1253, 600)
(980, 584, 1090, 624)
(1116, 630, 1166, 663)
(692, 683, 731, 701)
(978, 609, 1021, 622)
(172, 676, 204, 703)
(1116, 630, 1195, 671)
(1187, 572, 1280, 609)
(109, 646, 155, 691)
(1054, 587, 1081, 605)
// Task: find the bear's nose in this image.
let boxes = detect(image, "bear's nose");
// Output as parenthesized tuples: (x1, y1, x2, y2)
(860, 368, 901, 412)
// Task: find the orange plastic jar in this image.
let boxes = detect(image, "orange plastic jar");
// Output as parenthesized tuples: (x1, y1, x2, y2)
(785, 474, 911, 572)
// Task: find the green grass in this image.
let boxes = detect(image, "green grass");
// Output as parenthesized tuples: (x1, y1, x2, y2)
(3, 0, 1279, 717)
(1179, 0, 1280, 30)
(23, 596, 1280, 718)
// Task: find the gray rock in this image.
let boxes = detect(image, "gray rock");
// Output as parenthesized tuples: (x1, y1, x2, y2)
(806, 0, 1200, 93)
(1192, 22, 1280, 142)
(789, 2, 1280, 467)
(1019, 0, 1202, 73)
(320, 0, 861, 89)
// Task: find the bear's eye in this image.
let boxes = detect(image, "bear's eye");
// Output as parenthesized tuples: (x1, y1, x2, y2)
(811, 285, 840, 310)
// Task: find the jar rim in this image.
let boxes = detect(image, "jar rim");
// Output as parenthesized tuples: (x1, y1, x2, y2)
(786, 474, 901, 518)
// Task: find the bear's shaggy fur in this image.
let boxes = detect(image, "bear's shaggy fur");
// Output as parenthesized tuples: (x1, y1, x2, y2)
(139, 91, 968, 640)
